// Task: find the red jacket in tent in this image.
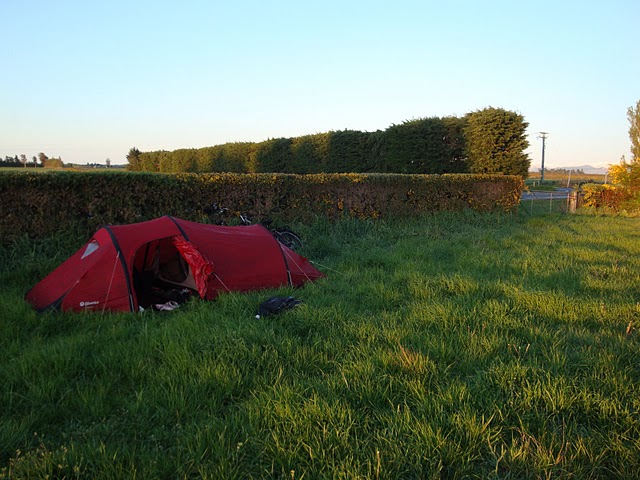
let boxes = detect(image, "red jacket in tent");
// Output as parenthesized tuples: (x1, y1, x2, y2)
(25, 216, 324, 313)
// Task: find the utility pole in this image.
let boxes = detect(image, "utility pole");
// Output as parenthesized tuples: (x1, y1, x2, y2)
(538, 132, 549, 183)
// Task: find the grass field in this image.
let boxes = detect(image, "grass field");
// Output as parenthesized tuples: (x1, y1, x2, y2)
(0, 166, 127, 173)
(1, 212, 640, 479)
(527, 171, 608, 188)
(518, 198, 573, 216)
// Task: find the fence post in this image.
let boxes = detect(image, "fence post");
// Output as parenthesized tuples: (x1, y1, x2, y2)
(568, 192, 578, 213)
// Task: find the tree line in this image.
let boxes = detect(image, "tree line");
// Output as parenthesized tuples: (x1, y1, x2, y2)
(127, 107, 530, 176)
(0, 152, 63, 169)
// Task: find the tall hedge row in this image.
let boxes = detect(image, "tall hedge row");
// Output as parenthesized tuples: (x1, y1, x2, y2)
(464, 108, 530, 175)
(128, 108, 530, 176)
(0, 172, 523, 241)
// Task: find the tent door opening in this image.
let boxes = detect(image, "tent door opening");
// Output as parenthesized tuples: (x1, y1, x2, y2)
(133, 236, 198, 308)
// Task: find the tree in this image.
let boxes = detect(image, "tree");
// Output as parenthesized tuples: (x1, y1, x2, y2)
(44, 157, 64, 168)
(1, 156, 20, 167)
(463, 107, 530, 176)
(608, 100, 640, 198)
(105, 158, 111, 168)
(38, 152, 49, 165)
(19, 154, 27, 167)
(628, 99, 640, 162)
(32, 155, 38, 166)
(126, 147, 142, 171)
(383, 117, 467, 174)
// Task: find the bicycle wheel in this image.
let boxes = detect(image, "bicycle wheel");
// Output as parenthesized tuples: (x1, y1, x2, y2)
(274, 230, 303, 251)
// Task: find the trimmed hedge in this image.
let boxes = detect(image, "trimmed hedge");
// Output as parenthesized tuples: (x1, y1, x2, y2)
(129, 109, 531, 177)
(0, 171, 523, 241)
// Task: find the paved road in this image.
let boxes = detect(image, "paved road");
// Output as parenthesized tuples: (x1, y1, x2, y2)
(521, 188, 573, 201)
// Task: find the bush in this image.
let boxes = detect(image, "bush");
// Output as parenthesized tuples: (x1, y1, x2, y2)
(582, 184, 633, 211)
(0, 172, 523, 242)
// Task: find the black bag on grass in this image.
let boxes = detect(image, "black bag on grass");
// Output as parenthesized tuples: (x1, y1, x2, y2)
(256, 296, 302, 318)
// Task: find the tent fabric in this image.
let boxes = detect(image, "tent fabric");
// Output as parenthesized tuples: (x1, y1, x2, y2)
(25, 216, 324, 313)
(172, 236, 214, 298)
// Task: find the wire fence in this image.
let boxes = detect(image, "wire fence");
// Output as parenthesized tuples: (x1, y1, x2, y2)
(517, 190, 582, 216)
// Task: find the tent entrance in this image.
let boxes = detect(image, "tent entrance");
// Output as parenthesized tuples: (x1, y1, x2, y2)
(133, 236, 199, 308)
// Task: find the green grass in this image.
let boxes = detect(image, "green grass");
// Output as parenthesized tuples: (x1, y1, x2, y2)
(0, 167, 39, 173)
(518, 198, 570, 216)
(2, 212, 640, 478)
(524, 179, 560, 191)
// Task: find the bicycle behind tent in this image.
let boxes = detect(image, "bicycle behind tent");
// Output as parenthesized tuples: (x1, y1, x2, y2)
(203, 204, 303, 251)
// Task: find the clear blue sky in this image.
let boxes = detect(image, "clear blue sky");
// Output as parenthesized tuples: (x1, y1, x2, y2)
(1, 0, 638, 169)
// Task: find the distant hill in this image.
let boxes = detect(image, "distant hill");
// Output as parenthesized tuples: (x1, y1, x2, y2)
(563, 165, 608, 174)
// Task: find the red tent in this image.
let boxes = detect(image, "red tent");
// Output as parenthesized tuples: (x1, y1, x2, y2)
(25, 216, 324, 313)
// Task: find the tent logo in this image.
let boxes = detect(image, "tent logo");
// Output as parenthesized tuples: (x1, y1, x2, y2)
(80, 301, 100, 308)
